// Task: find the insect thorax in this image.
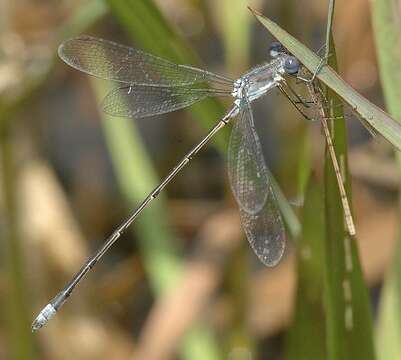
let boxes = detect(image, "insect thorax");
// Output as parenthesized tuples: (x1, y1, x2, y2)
(232, 58, 286, 104)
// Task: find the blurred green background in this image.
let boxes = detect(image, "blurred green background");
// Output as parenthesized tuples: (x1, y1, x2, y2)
(0, 0, 400, 359)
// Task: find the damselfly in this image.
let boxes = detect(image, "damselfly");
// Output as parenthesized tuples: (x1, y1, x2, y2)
(32, 36, 312, 331)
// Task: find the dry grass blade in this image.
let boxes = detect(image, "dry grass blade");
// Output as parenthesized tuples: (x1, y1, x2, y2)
(249, 7, 401, 152)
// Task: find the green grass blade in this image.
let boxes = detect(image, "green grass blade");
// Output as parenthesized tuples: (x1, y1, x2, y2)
(59, 0, 108, 38)
(0, 131, 37, 359)
(98, 2, 223, 358)
(323, 3, 375, 357)
(371, 0, 401, 358)
(220, 1, 252, 356)
(372, 0, 401, 120)
(94, 82, 181, 292)
(270, 173, 301, 238)
(220, 0, 252, 73)
(252, 4, 376, 359)
(250, 9, 401, 151)
(325, 0, 335, 59)
(375, 236, 401, 360)
(285, 175, 326, 360)
(325, 2, 375, 357)
(323, 31, 375, 360)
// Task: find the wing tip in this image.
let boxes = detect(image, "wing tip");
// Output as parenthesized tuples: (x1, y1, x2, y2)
(242, 217, 286, 267)
(257, 236, 286, 267)
(58, 35, 97, 64)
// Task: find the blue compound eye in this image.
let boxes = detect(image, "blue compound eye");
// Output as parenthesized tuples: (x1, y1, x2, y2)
(269, 41, 283, 52)
(269, 41, 285, 57)
(284, 56, 300, 75)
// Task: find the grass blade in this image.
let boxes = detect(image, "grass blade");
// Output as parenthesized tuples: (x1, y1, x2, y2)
(250, 8, 401, 151)
(100, 1, 225, 358)
(325, 2, 375, 357)
(252, 4, 376, 359)
(323, 30, 375, 360)
(324, 0, 335, 59)
(376, 236, 401, 360)
(95, 82, 182, 292)
(0, 129, 37, 359)
(285, 175, 326, 360)
(372, 0, 401, 120)
(323, 2, 375, 357)
(220, 1, 252, 356)
(371, 0, 401, 358)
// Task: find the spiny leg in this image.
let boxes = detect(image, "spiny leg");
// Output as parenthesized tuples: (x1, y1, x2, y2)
(281, 77, 356, 235)
(321, 116, 356, 236)
(277, 82, 313, 120)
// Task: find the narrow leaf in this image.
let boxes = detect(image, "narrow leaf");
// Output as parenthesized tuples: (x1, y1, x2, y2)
(102, 1, 225, 358)
(323, 31, 375, 360)
(285, 175, 326, 360)
(372, 0, 401, 358)
(252, 4, 376, 359)
(1, 131, 37, 359)
(250, 8, 401, 151)
(324, 0, 335, 59)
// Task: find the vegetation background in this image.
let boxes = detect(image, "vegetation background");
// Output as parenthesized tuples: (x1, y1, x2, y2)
(0, 0, 400, 359)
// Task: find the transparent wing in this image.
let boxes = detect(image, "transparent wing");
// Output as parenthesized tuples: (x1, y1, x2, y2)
(58, 36, 233, 86)
(227, 100, 285, 266)
(227, 99, 269, 214)
(240, 192, 286, 266)
(102, 85, 225, 118)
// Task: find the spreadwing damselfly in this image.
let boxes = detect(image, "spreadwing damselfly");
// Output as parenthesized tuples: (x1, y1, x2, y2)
(32, 36, 304, 331)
